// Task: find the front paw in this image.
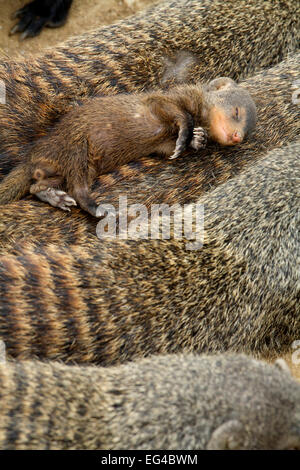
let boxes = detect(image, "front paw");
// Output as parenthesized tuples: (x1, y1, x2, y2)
(190, 127, 207, 150)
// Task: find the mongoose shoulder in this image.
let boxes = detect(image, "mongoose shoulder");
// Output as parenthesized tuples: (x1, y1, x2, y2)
(0, 77, 256, 216)
(0, 354, 299, 449)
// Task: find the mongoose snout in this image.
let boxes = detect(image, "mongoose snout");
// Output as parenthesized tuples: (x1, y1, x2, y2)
(204, 77, 257, 146)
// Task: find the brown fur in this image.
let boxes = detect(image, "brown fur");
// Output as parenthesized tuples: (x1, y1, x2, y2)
(0, 79, 256, 215)
(0, 1, 298, 366)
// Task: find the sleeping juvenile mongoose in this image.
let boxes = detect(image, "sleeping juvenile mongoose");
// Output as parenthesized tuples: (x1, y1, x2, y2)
(0, 77, 256, 216)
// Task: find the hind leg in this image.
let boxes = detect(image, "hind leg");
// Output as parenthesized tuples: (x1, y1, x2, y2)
(10, 0, 73, 39)
(30, 166, 77, 211)
(71, 184, 99, 217)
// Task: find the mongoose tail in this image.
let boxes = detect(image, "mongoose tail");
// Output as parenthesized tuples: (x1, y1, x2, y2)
(0, 160, 77, 212)
(0, 164, 32, 205)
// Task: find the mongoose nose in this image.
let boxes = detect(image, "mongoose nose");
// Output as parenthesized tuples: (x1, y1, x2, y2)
(232, 131, 242, 143)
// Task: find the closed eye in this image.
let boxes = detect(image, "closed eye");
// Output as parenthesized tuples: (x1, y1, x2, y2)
(235, 107, 239, 120)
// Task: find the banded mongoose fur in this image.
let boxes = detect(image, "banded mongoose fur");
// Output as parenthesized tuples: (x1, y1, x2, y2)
(0, 0, 298, 365)
(0, 141, 299, 365)
(0, 77, 257, 215)
(0, 354, 299, 450)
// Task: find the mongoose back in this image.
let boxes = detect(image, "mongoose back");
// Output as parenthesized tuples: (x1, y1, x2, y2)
(0, 78, 257, 215)
(0, 2, 298, 366)
(0, 140, 298, 365)
(0, 354, 299, 450)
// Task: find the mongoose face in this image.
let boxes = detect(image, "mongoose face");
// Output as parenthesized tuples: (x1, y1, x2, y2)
(205, 77, 257, 146)
(208, 104, 248, 146)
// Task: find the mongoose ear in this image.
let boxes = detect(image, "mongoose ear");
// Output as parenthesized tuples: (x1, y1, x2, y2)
(274, 358, 291, 376)
(207, 77, 237, 92)
(207, 420, 245, 450)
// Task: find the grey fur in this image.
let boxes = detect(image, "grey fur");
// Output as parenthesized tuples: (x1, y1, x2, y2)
(0, 354, 299, 449)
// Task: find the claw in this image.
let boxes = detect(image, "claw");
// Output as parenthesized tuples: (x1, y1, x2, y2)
(63, 195, 77, 205)
(10, 0, 73, 39)
(20, 30, 31, 41)
(9, 24, 20, 36)
(11, 8, 24, 20)
(190, 126, 207, 150)
(169, 151, 180, 160)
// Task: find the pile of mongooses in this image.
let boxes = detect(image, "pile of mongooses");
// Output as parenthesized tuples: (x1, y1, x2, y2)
(0, 0, 298, 177)
(0, 52, 299, 251)
(0, 0, 299, 450)
(0, 354, 299, 450)
(0, 141, 298, 365)
(0, 1, 298, 366)
(0, 77, 257, 215)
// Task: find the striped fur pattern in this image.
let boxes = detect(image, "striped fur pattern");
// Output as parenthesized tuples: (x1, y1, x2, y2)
(0, 1, 299, 449)
(0, 53, 299, 251)
(0, 354, 299, 449)
(0, 141, 299, 365)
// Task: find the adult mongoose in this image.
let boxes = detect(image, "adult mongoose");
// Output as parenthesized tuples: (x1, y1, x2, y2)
(10, 0, 73, 39)
(0, 78, 256, 215)
(0, 354, 299, 450)
(0, 140, 298, 365)
(0, 52, 298, 251)
(0, 0, 298, 179)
